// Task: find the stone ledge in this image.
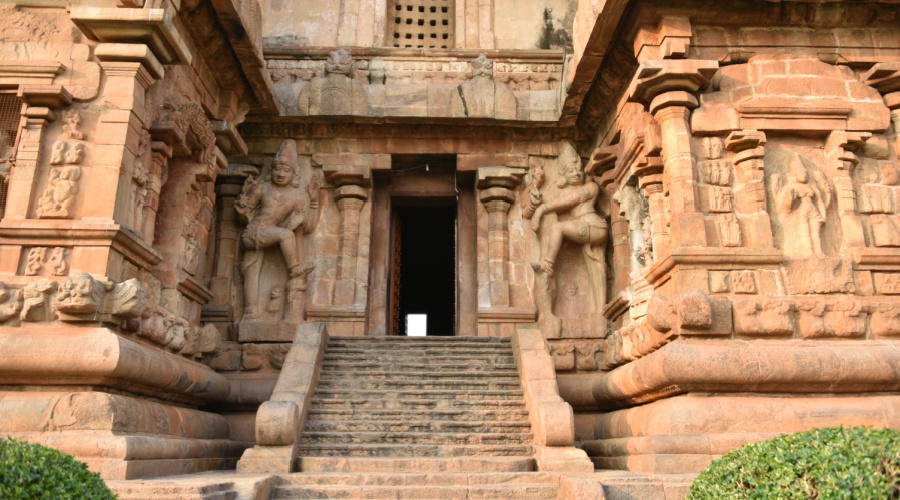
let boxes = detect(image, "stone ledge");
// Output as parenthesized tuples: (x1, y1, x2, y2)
(511, 329, 593, 472)
(0, 327, 230, 405)
(0, 391, 229, 438)
(0, 219, 162, 270)
(592, 339, 900, 408)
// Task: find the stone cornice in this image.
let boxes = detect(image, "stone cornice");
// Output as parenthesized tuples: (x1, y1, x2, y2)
(0, 220, 163, 270)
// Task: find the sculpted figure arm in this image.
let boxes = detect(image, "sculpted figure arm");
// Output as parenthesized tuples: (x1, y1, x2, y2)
(281, 201, 308, 232)
(235, 181, 263, 221)
(531, 182, 599, 231)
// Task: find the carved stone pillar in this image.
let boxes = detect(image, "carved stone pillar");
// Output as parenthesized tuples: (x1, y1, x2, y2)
(334, 186, 368, 305)
(639, 174, 667, 261)
(5, 103, 58, 221)
(725, 130, 774, 248)
(629, 60, 719, 252)
(826, 131, 871, 251)
(477, 166, 525, 312)
(142, 141, 171, 244)
(324, 164, 372, 307)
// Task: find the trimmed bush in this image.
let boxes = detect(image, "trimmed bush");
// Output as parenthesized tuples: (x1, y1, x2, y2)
(686, 426, 900, 499)
(0, 437, 117, 499)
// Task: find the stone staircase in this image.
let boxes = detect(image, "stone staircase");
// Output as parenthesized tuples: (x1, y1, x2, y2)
(262, 335, 546, 499)
(294, 336, 536, 474)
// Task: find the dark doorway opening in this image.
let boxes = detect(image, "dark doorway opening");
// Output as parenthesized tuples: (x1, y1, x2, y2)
(395, 205, 456, 336)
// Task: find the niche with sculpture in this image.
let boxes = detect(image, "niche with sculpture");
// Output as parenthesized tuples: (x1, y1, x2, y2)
(235, 140, 321, 326)
(854, 152, 900, 248)
(523, 140, 609, 338)
(765, 149, 853, 294)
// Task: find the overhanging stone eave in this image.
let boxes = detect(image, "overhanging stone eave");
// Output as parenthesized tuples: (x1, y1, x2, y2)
(208, 0, 282, 115)
(559, 0, 633, 128)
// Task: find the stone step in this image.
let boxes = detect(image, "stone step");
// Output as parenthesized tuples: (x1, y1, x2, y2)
(297, 443, 533, 457)
(109, 483, 237, 500)
(316, 379, 522, 391)
(318, 370, 519, 381)
(328, 336, 511, 343)
(306, 408, 530, 422)
(327, 340, 512, 348)
(303, 419, 531, 434)
(296, 456, 535, 474)
(320, 362, 519, 372)
(301, 431, 533, 446)
(312, 389, 523, 401)
(325, 347, 514, 357)
(322, 354, 514, 365)
(272, 483, 557, 499)
(310, 398, 526, 411)
(278, 471, 557, 487)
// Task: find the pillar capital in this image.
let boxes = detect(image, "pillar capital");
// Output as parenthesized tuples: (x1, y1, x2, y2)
(476, 166, 527, 190)
(627, 59, 718, 107)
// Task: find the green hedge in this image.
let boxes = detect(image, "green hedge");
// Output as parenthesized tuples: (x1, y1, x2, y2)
(0, 437, 117, 499)
(686, 426, 900, 499)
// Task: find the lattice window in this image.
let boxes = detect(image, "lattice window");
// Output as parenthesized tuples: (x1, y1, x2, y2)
(390, 0, 454, 49)
(0, 94, 23, 221)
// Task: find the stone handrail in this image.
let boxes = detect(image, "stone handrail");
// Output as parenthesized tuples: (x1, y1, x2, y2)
(511, 329, 593, 472)
(236, 322, 329, 473)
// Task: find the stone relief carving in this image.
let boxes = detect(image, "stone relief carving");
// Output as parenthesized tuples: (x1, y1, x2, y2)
(855, 160, 900, 247)
(24, 247, 69, 276)
(37, 166, 81, 219)
(50, 139, 66, 165)
(61, 110, 86, 140)
(452, 54, 517, 120)
(235, 140, 320, 322)
(129, 130, 151, 234)
(55, 272, 104, 315)
(20, 279, 56, 322)
(297, 48, 371, 116)
(613, 184, 652, 269)
(700, 136, 741, 247)
(524, 140, 608, 337)
(768, 153, 833, 259)
(0, 282, 23, 321)
(181, 190, 204, 276)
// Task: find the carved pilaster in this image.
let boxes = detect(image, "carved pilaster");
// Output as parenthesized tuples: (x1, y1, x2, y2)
(6, 106, 53, 221)
(334, 186, 368, 306)
(324, 165, 372, 307)
(477, 166, 525, 310)
(725, 130, 773, 248)
(629, 60, 719, 252)
(826, 131, 872, 250)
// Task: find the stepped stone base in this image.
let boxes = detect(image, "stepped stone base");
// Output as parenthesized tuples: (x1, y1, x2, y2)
(581, 394, 900, 474)
(0, 391, 251, 479)
(106, 470, 697, 499)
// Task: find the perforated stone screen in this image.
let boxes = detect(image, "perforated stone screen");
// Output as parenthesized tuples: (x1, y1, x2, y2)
(0, 93, 22, 220)
(389, 0, 454, 49)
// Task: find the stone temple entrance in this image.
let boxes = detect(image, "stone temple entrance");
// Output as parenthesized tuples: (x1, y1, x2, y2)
(386, 154, 462, 336)
(393, 205, 456, 336)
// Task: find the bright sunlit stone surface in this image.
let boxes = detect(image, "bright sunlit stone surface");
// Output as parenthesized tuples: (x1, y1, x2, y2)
(407, 314, 427, 336)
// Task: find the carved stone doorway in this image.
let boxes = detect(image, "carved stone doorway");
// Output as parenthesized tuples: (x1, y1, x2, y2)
(367, 154, 476, 337)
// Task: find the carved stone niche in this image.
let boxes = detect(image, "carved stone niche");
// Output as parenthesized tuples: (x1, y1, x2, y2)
(149, 101, 221, 322)
(235, 140, 322, 343)
(523, 140, 610, 339)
